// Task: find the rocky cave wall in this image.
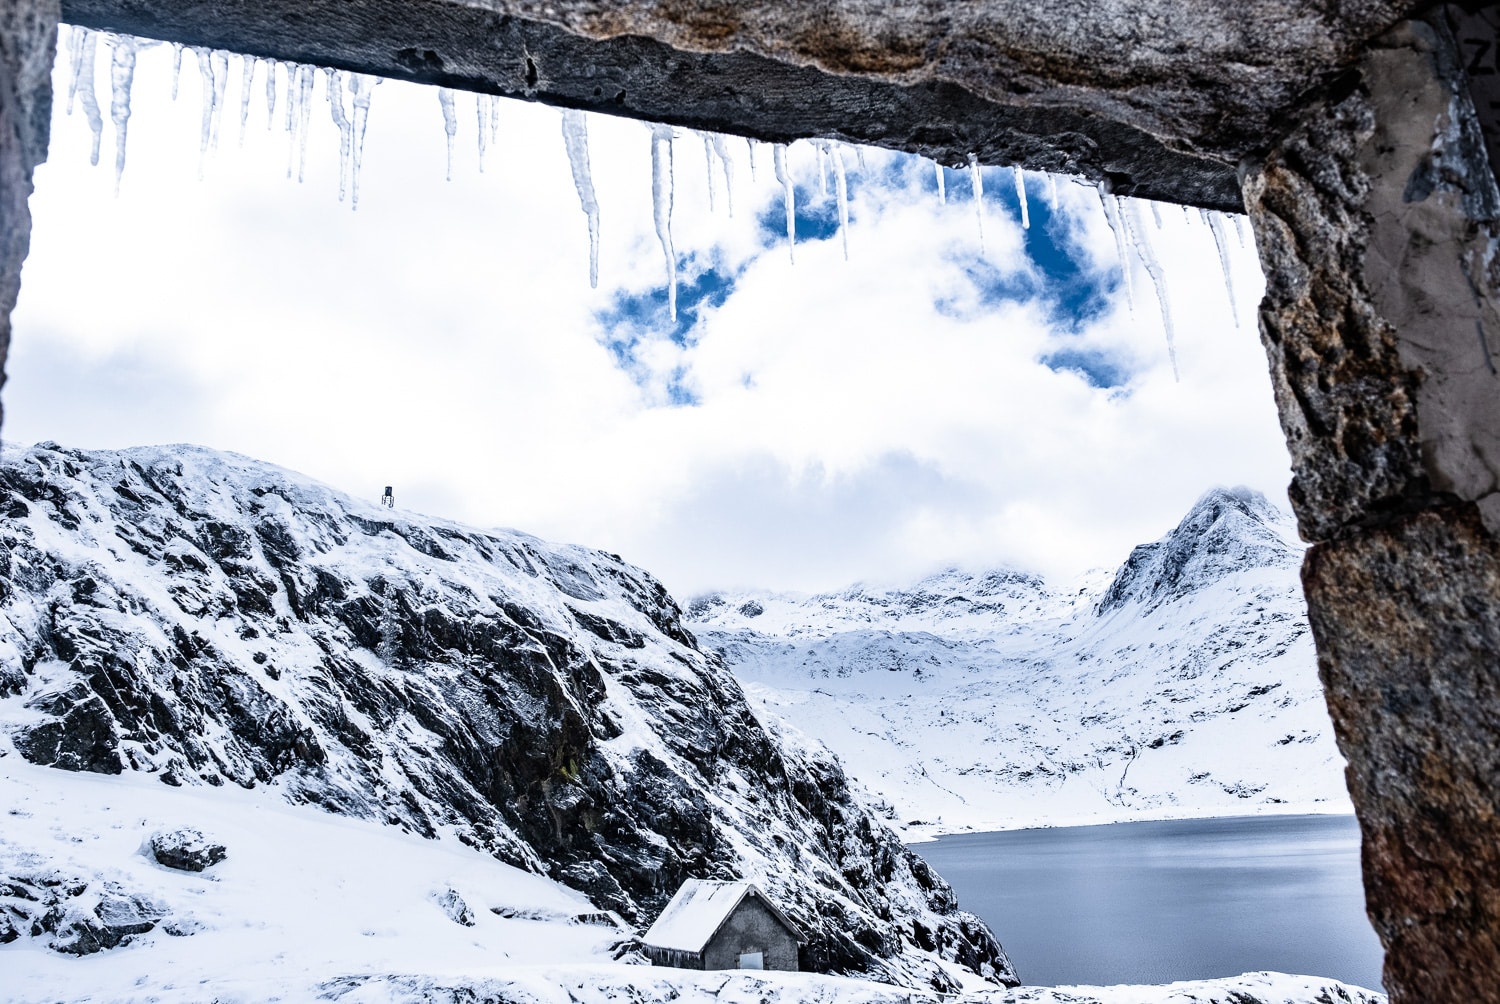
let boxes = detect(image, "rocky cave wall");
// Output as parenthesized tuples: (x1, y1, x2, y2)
(3, 1, 1500, 1001)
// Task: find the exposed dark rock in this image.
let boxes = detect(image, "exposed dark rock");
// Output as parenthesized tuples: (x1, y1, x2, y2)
(0, 443, 1016, 989)
(432, 888, 475, 927)
(149, 827, 228, 872)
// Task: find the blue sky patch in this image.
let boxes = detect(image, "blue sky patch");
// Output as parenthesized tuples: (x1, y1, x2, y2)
(1040, 347, 1131, 389)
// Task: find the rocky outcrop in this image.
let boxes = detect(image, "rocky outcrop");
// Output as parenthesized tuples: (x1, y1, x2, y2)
(0, 442, 1016, 989)
(0, 871, 165, 955)
(1242, 9, 1500, 1001)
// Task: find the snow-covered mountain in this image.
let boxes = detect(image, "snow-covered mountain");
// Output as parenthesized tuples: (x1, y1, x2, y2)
(0, 442, 1013, 991)
(687, 488, 1351, 836)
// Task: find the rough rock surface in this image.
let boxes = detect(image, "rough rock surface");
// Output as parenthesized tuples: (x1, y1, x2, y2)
(148, 827, 227, 872)
(0, 0, 59, 438)
(1242, 9, 1500, 1001)
(55, 0, 1429, 211)
(0, 441, 1015, 989)
(0, 871, 164, 955)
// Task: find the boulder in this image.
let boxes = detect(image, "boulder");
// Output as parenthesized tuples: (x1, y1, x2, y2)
(149, 827, 227, 872)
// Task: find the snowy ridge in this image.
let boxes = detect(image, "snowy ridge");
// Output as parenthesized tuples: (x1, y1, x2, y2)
(688, 488, 1350, 836)
(0, 442, 1011, 989)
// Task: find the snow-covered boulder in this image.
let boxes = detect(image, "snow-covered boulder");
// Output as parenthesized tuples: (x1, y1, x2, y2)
(148, 828, 227, 872)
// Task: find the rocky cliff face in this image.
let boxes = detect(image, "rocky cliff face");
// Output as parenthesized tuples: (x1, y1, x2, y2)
(0, 441, 1015, 989)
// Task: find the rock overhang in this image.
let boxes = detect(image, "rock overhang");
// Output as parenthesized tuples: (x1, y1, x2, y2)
(52, 0, 1433, 212)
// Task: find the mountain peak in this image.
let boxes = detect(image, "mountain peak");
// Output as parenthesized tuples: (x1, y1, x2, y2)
(1096, 486, 1300, 615)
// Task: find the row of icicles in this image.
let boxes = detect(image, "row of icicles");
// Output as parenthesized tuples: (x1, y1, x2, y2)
(64, 25, 1247, 379)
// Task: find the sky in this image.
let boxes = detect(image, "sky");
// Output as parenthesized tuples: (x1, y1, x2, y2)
(6, 28, 1291, 597)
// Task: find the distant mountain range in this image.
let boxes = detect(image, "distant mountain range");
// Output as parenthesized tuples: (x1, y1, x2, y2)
(685, 487, 1351, 836)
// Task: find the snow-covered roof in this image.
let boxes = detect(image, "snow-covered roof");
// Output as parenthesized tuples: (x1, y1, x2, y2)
(641, 880, 800, 953)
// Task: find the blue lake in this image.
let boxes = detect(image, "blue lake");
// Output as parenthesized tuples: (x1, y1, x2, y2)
(913, 814, 1385, 991)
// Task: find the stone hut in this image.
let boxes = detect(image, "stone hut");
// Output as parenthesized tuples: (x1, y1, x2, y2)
(641, 879, 802, 972)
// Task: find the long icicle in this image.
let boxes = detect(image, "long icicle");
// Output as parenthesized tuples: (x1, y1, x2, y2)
(77, 31, 104, 167)
(284, 62, 300, 178)
(1232, 213, 1248, 248)
(168, 41, 182, 102)
(209, 50, 229, 151)
(295, 63, 314, 182)
(702, 132, 717, 213)
(327, 69, 353, 202)
(475, 94, 487, 172)
(264, 58, 277, 129)
(348, 74, 378, 209)
(66, 26, 86, 114)
(107, 34, 137, 193)
(746, 137, 757, 181)
(1014, 166, 1029, 229)
(773, 143, 795, 264)
(561, 109, 601, 288)
(832, 144, 850, 260)
(1126, 198, 1179, 381)
(1097, 183, 1135, 314)
(438, 88, 457, 181)
(969, 153, 985, 252)
(708, 133, 734, 217)
(1046, 171, 1059, 208)
(935, 160, 945, 203)
(1201, 209, 1241, 327)
(650, 125, 678, 322)
(238, 54, 254, 145)
(194, 48, 214, 177)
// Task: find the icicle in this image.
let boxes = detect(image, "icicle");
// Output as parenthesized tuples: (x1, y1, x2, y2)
(284, 62, 300, 179)
(702, 133, 717, 213)
(969, 153, 985, 252)
(855, 146, 867, 175)
(816, 141, 829, 198)
(295, 63, 314, 182)
(66, 26, 86, 114)
(1097, 184, 1136, 314)
(708, 133, 734, 217)
(348, 74, 378, 209)
(562, 109, 601, 288)
(264, 58, 277, 129)
(1014, 166, 1029, 230)
(1201, 209, 1241, 327)
(476, 94, 489, 172)
(773, 143, 795, 263)
(438, 88, 457, 181)
(650, 125, 678, 321)
(77, 31, 103, 166)
(193, 48, 215, 176)
(746, 137, 757, 182)
(169, 41, 183, 102)
(1047, 172, 1059, 208)
(934, 160, 945, 204)
(209, 50, 228, 151)
(832, 144, 849, 261)
(488, 95, 500, 146)
(238, 55, 254, 145)
(327, 69, 353, 201)
(107, 35, 136, 193)
(1150, 200, 1164, 228)
(1232, 213, 1248, 248)
(1126, 199, 1179, 381)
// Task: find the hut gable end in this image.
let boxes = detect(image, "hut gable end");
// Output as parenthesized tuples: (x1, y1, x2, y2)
(642, 880, 801, 972)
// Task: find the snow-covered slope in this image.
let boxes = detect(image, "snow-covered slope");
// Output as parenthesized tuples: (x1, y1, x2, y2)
(688, 488, 1351, 836)
(0, 442, 1011, 989)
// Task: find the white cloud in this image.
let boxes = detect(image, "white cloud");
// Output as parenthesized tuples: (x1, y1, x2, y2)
(8, 31, 1287, 597)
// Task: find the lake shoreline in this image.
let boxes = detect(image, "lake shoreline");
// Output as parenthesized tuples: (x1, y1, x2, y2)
(899, 800, 1357, 842)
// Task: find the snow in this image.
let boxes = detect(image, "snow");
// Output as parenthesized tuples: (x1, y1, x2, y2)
(688, 490, 1352, 838)
(641, 879, 789, 953)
